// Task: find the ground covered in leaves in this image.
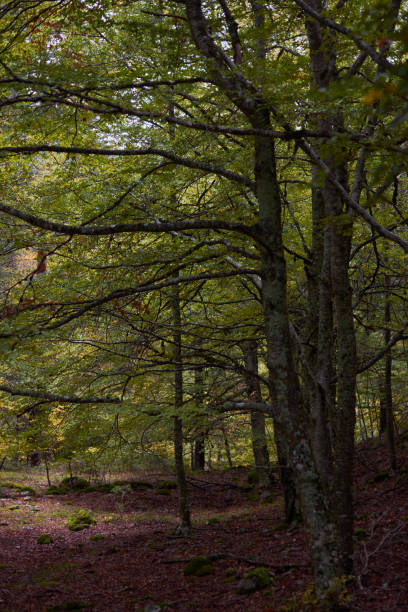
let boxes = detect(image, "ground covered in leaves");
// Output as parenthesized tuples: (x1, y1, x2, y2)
(0, 437, 408, 611)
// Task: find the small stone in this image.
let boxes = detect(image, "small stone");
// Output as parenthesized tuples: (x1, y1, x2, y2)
(144, 604, 162, 612)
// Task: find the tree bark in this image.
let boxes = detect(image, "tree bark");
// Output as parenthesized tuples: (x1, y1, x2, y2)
(254, 129, 339, 589)
(171, 282, 191, 535)
(382, 274, 397, 470)
(243, 339, 273, 489)
(304, 0, 357, 574)
(191, 349, 205, 471)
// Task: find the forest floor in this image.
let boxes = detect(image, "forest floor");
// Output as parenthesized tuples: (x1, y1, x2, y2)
(0, 436, 408, 612)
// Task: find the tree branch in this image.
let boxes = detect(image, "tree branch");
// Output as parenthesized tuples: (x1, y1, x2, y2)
(0, 200, 256, 239)
(0, 384, 120, 404)
(0, 145, 254, 188)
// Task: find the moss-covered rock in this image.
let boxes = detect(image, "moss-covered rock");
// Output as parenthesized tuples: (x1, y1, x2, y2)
(67, 509, 96, 531)
(0, 482, 36, 496)
(184, 556, 214, 577)
(37, 534, 53, 544)
(237, 567, 271, 594)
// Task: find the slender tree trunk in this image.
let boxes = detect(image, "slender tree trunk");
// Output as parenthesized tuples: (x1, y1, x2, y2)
(191, 353, 205, 471)
(223, 427, 233, 468)
(192, 438, 205, 471)
(171, 282, 191, 535)
(382, 274, 397, 470)
(244, 339, 273, 489)
(44, 453, 51, 486)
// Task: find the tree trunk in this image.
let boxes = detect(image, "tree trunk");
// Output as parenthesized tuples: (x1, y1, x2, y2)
(305, 175, 334, 492)
(243, 339, 273, 489)
(191, 351, 205, 471)
(171, 282, 191, 535)
(223, 427, 233, 468)
(382, 274, 397, 470)
(304, 0, 357, 574)
(254, 129, 339, 589)
(192, 438, 205, 471)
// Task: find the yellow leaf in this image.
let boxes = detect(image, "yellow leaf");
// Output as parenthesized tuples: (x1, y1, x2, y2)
(362, 89, 383, 104)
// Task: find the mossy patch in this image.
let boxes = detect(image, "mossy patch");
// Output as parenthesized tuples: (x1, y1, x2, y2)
(354, 528, 367, 540)
(247, 470, 259, 485)
(0, 482, 36, 496)
(67, 509, 96, 531)
(45, 485, 64, 495)
(131, 480, 154, 490)
(156, 480, 177, 490)
(156, 487, 171, 496)
(37, 534, 53, 544)
(60, 477, 90, 491)
(184, 556, 214, 577)
(368, 471, 390, 485)
(237, 567, 271, 594)
(90, 534, 104, 541)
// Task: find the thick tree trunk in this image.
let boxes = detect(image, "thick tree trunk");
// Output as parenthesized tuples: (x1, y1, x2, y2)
(254, 130, 339, 589)
(244, 339, 273, 489)
(305, 176, 334, 492)
(325, 175, 356, 575)
(304, 0, 357, 574)
(171, 283, 191, 535)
